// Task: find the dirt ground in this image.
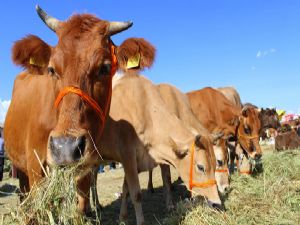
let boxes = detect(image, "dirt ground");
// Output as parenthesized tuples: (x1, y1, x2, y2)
(0, 165, 191, 225)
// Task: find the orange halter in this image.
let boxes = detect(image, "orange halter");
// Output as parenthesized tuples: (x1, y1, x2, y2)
(54, 42, 117, 136)
(215, 168, 228, 173)
(189, 142, 217, 190)
(239, 170, 252, 175)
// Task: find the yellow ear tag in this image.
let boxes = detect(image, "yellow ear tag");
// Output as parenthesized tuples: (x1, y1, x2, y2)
(126, 53, 140, 69)
(29, 57, 44, 67)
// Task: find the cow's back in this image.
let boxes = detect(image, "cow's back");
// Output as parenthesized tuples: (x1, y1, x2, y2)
(187, 87, 239, 134)
(111, 73, 194, 154)
(157, 83, 209, 136)
(4, 72, 56, 173)
(217, 87, 242, 109)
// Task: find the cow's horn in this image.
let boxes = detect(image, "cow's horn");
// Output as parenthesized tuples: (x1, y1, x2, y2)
(108, 21, 133, 36)
(36, 5, 61, 32)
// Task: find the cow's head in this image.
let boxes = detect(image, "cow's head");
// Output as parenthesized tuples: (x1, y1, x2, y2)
(259, 108, 281, 130)
(213, 138, 229, 194)
(12, 6, 155, 167)
(238, 106, 262, 160)
(173, 135, 223, 210)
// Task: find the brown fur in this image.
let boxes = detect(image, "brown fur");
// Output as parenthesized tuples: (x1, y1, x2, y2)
(217, 86, 242, 109)
(97, 73, 221, 223)
(12, 35, 51, 74)
(117, 38, 156, 71)
(187, 87, 262, 159)
(154, 83, 229, 193)
(275, 130, 300, 150)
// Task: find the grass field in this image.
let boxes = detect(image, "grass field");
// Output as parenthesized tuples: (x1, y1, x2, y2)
(0, 146, 299, 225)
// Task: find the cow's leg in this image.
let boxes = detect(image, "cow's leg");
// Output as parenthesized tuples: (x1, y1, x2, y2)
(17, 169, 29, 202)
(76, 172, 92, 214)
(91, 168, 103, 211)
(121, 161, 144, 225)
(229, 150, 236, 174)
(147, 169, 154, 193)
(119, 177, 129, 222)
(235, 153, 240, 171)
(227, 142, 236, 174)
(160, 164, 174, 210)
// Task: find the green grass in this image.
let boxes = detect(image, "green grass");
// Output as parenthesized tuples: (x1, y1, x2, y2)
(163, 150, 300, 225)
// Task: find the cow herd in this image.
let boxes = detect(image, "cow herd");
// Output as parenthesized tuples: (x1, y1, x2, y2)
(3, 6, 284, 225)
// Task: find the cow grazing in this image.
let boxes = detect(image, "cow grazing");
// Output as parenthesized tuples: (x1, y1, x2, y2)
(97, 73, 222, 224)
(275, 130, 300, 150)
(186, 87, 262, 172)
(150, 83, 230, 194)
(4, 5, 154, 214)
(217, 86, 242, 109)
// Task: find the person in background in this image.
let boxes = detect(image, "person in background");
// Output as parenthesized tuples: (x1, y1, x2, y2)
(0, 133, 5, 181)
(98, 164, 105, 173)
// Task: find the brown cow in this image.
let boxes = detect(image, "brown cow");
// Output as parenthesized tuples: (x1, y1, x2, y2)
(4, 5, 154, 216)
(102, 73, 222, 223)
(147, 83, 229, 194)
(187, 87, 262, 172)
(217, 86, 242, 109)
(275, 130, 300, 150)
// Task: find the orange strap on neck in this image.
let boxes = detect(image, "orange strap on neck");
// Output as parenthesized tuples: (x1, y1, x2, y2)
(239, 170, 252, 174)
(189, 142, 217, 190)
(215, 169, 228, 173)
(54, 87, 105, 124)
(238, 129, 259, 140)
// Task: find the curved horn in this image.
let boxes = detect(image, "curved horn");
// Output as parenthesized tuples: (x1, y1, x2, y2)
(36, 5, 61, 32)
(108, 21, 133, 36)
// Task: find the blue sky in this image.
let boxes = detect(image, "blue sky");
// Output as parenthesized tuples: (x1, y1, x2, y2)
(1, 0, 300, 113)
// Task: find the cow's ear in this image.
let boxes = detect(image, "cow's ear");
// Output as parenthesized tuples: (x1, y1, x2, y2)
(241, 106, 250, 117)
(116, 38, 155, 72)
(12, 35, 51, 74)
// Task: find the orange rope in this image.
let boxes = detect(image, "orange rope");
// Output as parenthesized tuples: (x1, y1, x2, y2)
(110, 44, 117, 76)
(239, 170, 252, 174)
(189, 142, 217, 190)
(215, 169, 228, 173)
(54, 86, 105, 123)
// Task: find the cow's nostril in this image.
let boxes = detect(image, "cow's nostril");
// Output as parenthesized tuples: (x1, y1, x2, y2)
(208, 200, 225, 211)
(255, 154, 262, 160)
(73, 136, 86, 160)
(224, 186, 230, 193)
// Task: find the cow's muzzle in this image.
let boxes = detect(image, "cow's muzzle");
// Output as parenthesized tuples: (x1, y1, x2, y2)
(207, 200, 225, 211)
(49, 135, 86, 165)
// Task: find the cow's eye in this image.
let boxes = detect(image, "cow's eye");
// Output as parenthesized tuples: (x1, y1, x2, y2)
(197, 164, 205, 173)
(48, 67, 55, 76)
(244, 126, 251, 135)
(99, 63, 111, 77)
(217, 160, 223, 167)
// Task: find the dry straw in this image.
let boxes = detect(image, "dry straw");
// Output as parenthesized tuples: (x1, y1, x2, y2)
(163, 150, 300, 225)
(3, 162, 100, 225)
